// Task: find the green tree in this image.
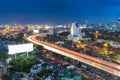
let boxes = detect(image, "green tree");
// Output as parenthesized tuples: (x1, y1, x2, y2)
(2, 75, 11, 80)
(0, 53, 8, 59)
(10, 56, 39, 73)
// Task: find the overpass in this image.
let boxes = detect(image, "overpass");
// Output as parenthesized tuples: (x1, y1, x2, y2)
(28, 34, 120, 77)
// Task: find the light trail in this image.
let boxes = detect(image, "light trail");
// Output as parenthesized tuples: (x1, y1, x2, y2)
(28, 34, 120, 77)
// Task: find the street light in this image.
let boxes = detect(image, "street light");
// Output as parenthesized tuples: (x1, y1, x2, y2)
(94, 30, 100, 38)
(95, 30, 99, 34)
(103, 43, 108, 55)
(103, 43, 108, 48)
(78, 40, 82, 44)
(109, 51, 112, 54)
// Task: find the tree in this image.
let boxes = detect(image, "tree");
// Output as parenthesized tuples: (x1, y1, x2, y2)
(10, 56, 39, 73)
(0, 53, 8, 59)
(35, 45, 44, 51)
(2, 75, 11, 80)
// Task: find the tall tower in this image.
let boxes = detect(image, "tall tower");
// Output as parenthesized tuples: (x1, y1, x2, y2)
(71, 22, 79, 35)
(68, 22, 88, 42)
(117, 18, 120, 29)
(85, 20, 88, 26)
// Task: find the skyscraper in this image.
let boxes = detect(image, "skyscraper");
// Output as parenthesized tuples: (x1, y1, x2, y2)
(68, 22, 88, 42)
(71, 23, 79, 35)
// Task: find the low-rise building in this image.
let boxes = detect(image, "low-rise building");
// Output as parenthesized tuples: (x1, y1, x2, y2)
(0, 65, 7, 77)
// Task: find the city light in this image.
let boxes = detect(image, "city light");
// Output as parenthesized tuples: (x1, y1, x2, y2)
(28, 34, 120, 77)
(103, 43, 108, 48)
(0, 0, 120, 79)
(95, 30, 99, 34)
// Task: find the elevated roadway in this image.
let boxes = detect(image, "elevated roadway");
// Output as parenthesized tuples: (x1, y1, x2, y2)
(28, 34, 120, 77)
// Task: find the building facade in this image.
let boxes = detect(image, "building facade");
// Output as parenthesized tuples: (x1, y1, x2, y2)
(68, 22, 89, 42)
(0, 65, 7, 77)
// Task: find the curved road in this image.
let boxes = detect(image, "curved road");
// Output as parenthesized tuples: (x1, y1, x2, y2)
(28, 34, 120, 77)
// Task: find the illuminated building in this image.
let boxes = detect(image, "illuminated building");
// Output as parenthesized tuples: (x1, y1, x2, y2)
(68, 22, 89, 42)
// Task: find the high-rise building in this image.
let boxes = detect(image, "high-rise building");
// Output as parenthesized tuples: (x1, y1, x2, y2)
(117, 18, 120, 30)
(68, 22, 90, 42)
(48, 28, 57, 35)
(71, 23, 79, 35)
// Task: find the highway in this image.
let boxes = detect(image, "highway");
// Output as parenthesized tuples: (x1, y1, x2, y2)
(28, 34, 120, 77)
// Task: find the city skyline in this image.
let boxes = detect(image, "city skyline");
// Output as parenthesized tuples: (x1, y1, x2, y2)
(0, 0, 120, 24)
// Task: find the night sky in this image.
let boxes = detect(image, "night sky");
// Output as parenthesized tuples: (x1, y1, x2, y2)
(0, 0, 120, 24)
